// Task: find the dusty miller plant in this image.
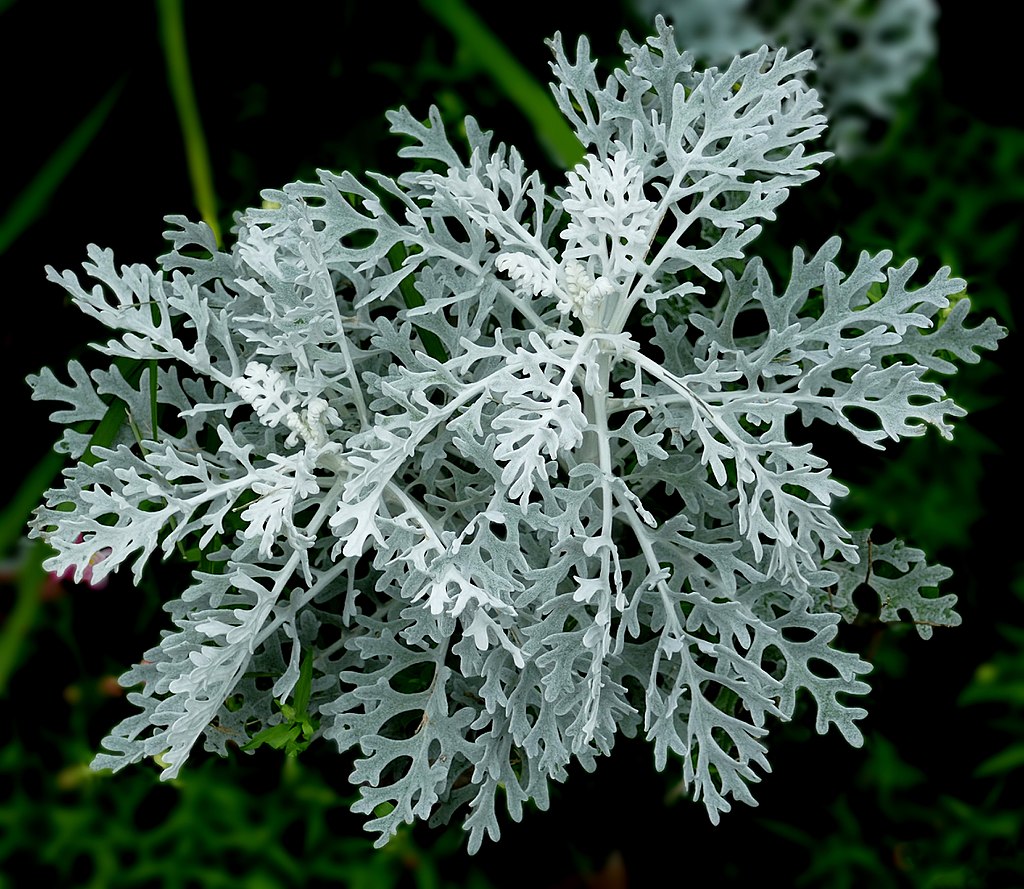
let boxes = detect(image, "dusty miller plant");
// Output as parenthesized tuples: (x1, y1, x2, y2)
(30, 20, 1003, 851)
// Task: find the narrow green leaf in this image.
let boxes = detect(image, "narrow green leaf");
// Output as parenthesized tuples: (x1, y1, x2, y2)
(241, 723, 300, 752)
(293, 651, 314, 716)
(0, 82, 122, 255)
(81, 356, 150, 469)
(0, 450, 65, 554)
(975, 744, 1024, 777)
(420, 0, 584, 168)
(0, 542, 48, 694)
(80, 395, 130, 468)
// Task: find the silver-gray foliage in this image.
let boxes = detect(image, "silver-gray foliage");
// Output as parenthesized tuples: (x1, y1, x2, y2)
(30, 20, 1002, 851)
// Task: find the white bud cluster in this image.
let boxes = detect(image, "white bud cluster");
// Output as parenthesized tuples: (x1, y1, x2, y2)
(232, 362, 339, 450)
(561, 261, 616, 329)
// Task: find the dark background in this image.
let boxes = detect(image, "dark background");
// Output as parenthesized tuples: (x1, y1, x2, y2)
(1, 2, 1021, 886)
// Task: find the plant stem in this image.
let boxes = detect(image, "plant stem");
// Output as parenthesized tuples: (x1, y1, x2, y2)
(157, 0, 221, 245)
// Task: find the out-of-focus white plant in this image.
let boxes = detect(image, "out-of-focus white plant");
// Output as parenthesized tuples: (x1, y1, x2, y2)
(636, 0, 937, 154)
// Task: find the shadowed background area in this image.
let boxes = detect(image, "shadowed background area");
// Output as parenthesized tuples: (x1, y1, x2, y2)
(1, 1, 1021, 886)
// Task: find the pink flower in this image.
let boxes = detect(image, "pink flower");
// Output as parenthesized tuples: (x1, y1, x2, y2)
(51, 535, 112, 590)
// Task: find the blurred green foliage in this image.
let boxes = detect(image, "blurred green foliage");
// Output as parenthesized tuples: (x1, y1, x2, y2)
(0, 739, 492, 889)
(1, 1, 1021, 885)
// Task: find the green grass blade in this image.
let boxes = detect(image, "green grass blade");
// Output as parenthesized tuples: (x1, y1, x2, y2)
(0, 450, 64, 554)
(0, 542, 48, 694)
(0, 82, 122, 255)
(157, 0, 221, 245)
(421, 0, 584, 169)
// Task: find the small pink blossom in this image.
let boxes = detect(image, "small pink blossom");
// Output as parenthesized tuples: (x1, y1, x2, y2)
(51, 535, 112, 590)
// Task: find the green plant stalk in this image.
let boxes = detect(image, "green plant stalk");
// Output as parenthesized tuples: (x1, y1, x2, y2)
(157, 0, 221, 245)
(421, 0, 584, 169)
